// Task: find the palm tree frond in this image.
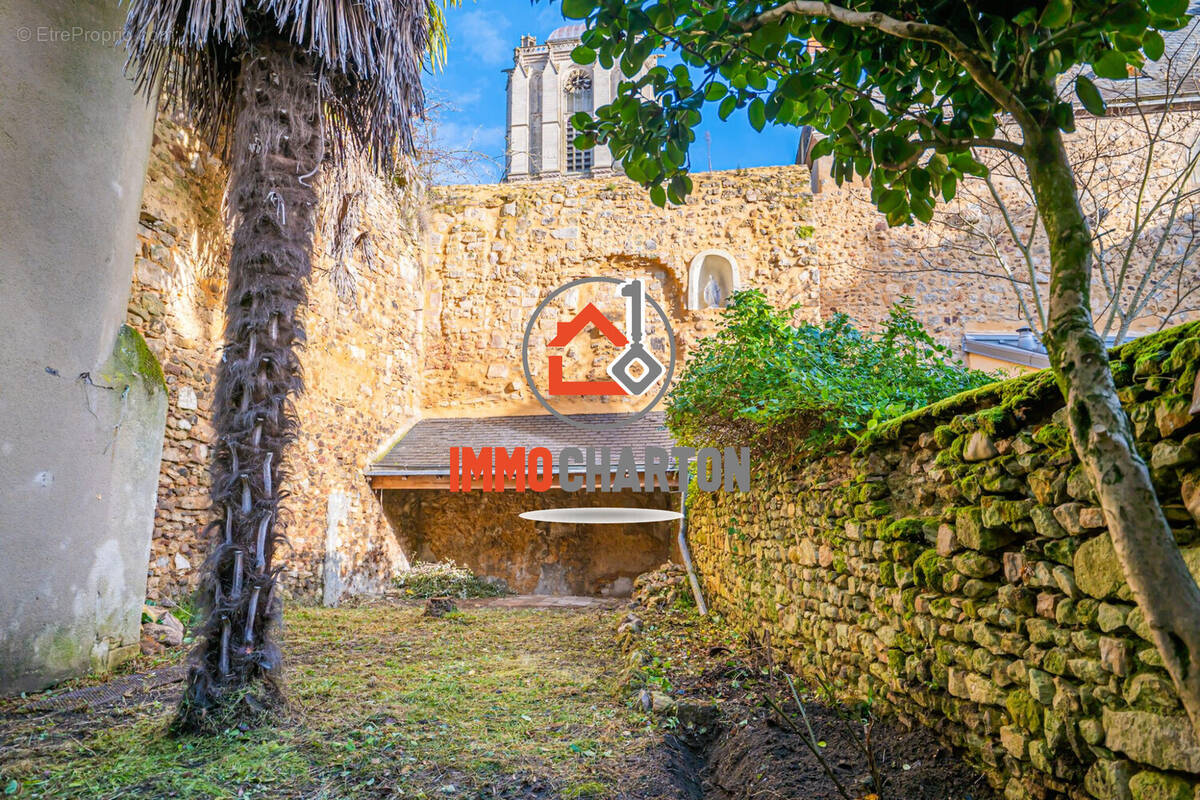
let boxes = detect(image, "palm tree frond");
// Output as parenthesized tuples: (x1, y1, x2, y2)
(123, 0, 439, 171)
(426, 0, 459, 73)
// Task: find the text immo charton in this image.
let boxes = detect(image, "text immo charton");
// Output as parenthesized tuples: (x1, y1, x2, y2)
(447, 446, 750, 492)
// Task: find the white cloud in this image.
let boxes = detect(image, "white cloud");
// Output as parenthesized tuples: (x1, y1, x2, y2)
(455, 9, 512, 67)
(436, 119, 505, 153)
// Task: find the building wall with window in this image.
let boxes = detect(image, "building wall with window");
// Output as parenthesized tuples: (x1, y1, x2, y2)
(504, 25, 657, 182)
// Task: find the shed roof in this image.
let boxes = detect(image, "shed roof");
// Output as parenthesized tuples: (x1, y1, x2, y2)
(367, 411, 678, 478)
(1080, 10, 1200, 107)
(963, 332, 1130, 370)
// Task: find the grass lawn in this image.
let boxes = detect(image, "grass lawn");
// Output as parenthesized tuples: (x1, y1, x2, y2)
(0, 604, 655, 799)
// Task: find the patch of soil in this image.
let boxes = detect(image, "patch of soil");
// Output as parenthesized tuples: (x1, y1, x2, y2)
(617, 735, 706, 800)
(703, 707, 993, 800)
(621, 605, 997, 800)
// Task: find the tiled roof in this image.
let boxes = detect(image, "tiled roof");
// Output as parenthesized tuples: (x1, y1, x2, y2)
(1072, 11, 1200, 106)
(367, 411, 678, 476)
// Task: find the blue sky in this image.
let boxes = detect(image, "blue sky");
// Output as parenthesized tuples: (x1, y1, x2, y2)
(424, 0, 801, 183)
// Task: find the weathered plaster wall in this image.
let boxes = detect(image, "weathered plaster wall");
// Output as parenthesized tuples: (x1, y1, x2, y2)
(382, 489, 678, 595)
(0, 0, 161, 693)
(688, 322, 1200, 799)
(131, 118, 423, 603)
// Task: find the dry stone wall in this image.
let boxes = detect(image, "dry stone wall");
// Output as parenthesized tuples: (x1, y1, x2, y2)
(688, 322, 1200, 799)
(128, 118, 422, 602)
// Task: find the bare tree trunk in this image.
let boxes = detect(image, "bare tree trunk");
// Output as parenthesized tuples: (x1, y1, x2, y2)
(174, 39, 322, 733)
(1024, 122, 1200, 736)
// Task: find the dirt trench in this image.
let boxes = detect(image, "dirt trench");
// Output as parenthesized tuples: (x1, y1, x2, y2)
(634, 703, 995, 800)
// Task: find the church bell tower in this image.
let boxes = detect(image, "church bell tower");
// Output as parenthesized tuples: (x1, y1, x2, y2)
(503, 25, 657, 182)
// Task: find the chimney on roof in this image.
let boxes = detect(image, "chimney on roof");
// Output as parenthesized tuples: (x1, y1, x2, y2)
(520, 34, 536, 47)
(1016, 326, 1038, 350)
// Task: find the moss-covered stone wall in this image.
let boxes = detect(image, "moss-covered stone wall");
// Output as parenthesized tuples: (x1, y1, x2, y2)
(688, 322, 1200, 799)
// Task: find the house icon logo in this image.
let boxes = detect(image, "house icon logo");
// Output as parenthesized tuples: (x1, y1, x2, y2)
(523, 277, 675, 430)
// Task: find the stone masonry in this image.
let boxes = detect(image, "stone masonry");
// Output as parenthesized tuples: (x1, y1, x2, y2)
(127, 112, 1200, 607)
(688, 322, 1200, 799)
(129, 118, 422, 602)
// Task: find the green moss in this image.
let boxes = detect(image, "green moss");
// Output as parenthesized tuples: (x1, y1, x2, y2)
(1128, 770, 1194, 800)
(1043, 538, 1079, 566)
(1115, 319, 1200, 364)
(933, 424, 957, 448)
(981, 499, 1036, 526)
(860, 319, 1200, 452)
(914, 548, 946, 591)
(855, 500, 892, 520)
(104, 324, 166, 394)
(957, 474, 982, 503)
(1165, 337, 1200, 372)
(1134, 353, 1164, 378)
(882, 517, 927, 542)
(1032, 423, 1069, 449)
(1109, 359, 1134, 387)
(975, 406, 1013, 436)
(1005, 689, 1043, 734)
(861, 370, 1056, 449)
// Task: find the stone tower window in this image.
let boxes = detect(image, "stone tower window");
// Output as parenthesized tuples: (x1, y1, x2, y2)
(688, 250, 740, 310)
(529, 72, 543, 175)
(564, 71, 594, 174)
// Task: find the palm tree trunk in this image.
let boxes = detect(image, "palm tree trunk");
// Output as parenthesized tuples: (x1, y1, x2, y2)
(1024, 121, 1200, 738)
(174, 38, 322, 733)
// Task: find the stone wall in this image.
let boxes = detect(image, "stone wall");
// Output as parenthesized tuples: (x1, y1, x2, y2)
(128, 119, 1200, 607)
(813, 114, 1200, 343)
(421, 168, 822, 416)
(688, 322, 1200, 799)
(382, 488, 678, 596)
(130, 118, 423, 602)
(421, 155, 1200, 425)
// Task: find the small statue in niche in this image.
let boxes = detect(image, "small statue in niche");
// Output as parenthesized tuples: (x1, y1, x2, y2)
(702, 274, 724, 308)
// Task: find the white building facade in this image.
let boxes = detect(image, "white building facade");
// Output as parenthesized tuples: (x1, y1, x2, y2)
(503, 24, 656, 182)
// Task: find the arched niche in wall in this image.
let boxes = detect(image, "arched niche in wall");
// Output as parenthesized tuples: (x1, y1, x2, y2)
(687, 250, 739, 310)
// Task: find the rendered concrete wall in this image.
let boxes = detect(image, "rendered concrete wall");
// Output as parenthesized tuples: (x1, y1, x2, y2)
(0, 0, 161, 693)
